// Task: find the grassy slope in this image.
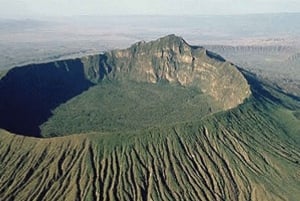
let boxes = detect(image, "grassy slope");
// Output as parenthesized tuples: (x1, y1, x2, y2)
(1, 83, 299, 201)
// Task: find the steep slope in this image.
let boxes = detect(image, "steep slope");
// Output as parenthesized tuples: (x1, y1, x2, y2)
(85, 34, 251, 109)
(0, 59, 94, 137)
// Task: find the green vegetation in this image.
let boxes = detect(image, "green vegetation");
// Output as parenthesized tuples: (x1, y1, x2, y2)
(41, 80, 221, 137)
(294, 111, 300, 120)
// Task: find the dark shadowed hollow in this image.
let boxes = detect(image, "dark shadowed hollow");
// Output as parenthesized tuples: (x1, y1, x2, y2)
(0, 59, 94, 137)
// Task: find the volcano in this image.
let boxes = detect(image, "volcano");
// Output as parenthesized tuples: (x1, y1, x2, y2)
(0, 35, 299, 201)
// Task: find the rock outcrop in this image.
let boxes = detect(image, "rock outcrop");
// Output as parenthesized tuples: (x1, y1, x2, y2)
(83, 35, 251, 109)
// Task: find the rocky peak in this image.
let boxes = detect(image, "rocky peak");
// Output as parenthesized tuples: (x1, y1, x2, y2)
(82, 35, 251, 109)
(148, 34, 188, 49)
(129, 34, 192, 57)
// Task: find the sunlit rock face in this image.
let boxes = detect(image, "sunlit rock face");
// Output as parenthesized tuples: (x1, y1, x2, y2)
(83, 34, 251, 109)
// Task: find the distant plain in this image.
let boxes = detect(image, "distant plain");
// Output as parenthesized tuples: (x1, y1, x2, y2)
(1, 14, 300, 96)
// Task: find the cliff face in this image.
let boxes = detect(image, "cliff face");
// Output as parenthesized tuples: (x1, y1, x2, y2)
(83, 35, 251, 109)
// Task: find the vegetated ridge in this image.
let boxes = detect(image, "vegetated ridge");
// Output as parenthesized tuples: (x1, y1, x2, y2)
(0, 35, 299, 201)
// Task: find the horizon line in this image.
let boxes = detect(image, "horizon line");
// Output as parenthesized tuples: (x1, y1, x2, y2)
(1, 11, 300, 20)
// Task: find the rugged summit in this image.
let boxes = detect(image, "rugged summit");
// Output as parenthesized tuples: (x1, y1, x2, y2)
(83, 34, 251, 109)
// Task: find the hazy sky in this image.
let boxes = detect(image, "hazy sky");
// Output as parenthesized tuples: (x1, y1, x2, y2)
(0, 0, 300, 18)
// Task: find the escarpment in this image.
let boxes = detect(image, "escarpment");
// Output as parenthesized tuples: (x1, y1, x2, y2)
(83, 35, 251, 109)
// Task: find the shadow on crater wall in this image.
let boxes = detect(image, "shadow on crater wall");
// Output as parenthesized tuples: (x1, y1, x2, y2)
(0, 59, 94, 137)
